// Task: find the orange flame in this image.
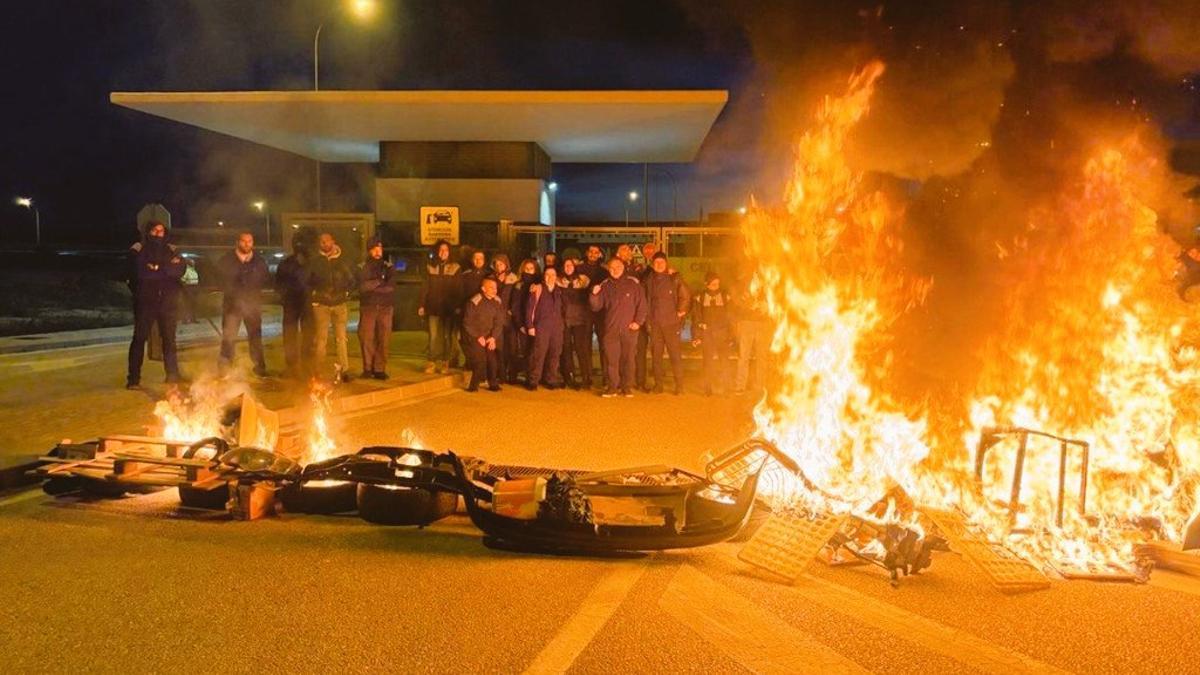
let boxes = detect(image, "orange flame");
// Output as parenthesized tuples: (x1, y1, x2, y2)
(743, 60, 934, 513)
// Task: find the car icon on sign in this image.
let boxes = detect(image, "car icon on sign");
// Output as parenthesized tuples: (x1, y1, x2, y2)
(427, 210, 454, 224)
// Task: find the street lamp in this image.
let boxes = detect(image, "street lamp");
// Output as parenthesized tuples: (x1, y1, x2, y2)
(312, 0, 377, 213)
(314, 0, 378, 91)
(15, 196, 40, 247)
(253, 200, 270, 246)
(547, 181, 558, 193)
(738, 206, 748, 215)
(625, 191, 638, 226)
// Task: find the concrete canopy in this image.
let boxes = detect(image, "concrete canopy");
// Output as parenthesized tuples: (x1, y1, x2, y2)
(109, 90, 728, 163)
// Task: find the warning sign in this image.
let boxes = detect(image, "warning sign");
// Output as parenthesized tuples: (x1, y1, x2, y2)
(419, 206, 460, 245)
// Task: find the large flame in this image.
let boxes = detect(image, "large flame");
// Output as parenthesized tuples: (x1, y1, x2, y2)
(744, 60, 1200, 573)
(963, 135, 1200, 569)
(743, 60, 934, 513)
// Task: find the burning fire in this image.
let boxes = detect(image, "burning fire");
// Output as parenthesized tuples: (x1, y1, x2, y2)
(305, 382, 339, 464)
(742, 60, 934, 514)
(743, 60, 1200, 574)
(963, 135, 1200, 569)
(153, 376, 275, 450)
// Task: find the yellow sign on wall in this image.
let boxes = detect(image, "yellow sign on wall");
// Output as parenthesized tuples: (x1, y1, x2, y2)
(419, 206, 460, 245)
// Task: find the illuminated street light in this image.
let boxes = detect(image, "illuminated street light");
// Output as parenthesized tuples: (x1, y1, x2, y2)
(14, 196, 40, 247)
(625, 191, 639, 226)
(628, 191, 639, 202)
(738, 206, 748, 215)
(314, 0, 379, 91)
(547, 181, 558, 192)
(253, 200, 270, 246)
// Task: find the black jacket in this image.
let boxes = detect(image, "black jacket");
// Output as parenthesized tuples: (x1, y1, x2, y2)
(644, 270, 691, 328)
(558, 272, 592, 327)
(130, 238, 185, 308)
(216, 250, 270, 310)
(489, 271, 521, 328)
(589, 275, 648, 333)
(359, 258, 396, 307)
(525, 285, 565, 332)
(418, 261, 463, 317)
(462, 293, 505, 340)
(274, 253, 309, 307)
(307, 245, 356, 306)
(692, 289, 732, 339)
(576, 261, 608, 290)
(460, 266, 490, 307)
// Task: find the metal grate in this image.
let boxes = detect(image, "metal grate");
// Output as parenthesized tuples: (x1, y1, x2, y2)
(921, 507, 1050, 592)
(738, 511, 848, 583)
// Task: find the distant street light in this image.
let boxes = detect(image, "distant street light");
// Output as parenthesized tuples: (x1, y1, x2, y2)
(547, 181, 558, 192)
(253, 200, 270, 246)
(625, 191, 639, 227)
(738, 206, 748, 215)
(14, 196, 40, 247)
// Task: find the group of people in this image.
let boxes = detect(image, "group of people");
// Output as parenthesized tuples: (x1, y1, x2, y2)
(125, 223, 395, 388)
(123, 223, 773, 398)
(421, 240, 772, 398)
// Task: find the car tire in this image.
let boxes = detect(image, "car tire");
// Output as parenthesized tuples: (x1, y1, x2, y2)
(79, 478, 127, 499)
(178, 483, 231, 510)
(356, 483, 458, 526)
(43, 476, 82, 496)
(280, 481, 358, 514)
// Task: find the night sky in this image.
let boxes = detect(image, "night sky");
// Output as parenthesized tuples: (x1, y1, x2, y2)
(0, 0, 758, 246)
(1, 0, 1197, 247)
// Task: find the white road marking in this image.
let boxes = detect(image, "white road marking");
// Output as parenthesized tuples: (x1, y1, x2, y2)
(660, 564, 868, 674)
(522, 563, 648, 675)
(0, 489, 44, 508)
(792, 573, 1066, 674)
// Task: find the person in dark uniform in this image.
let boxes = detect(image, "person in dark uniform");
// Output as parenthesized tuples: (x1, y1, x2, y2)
(632, 242, 657, 390)
(462, 277, 505, 392)
(488, 254, 519, 384)
(358, 238, 396, 380)
(525, 266, 566, 390)
(126, 221, 186, 389)
(557, 258, 592, 389)
(576, 244, 608, 387)
(511, 258, 541, 384)
(589, 257, 647, 397)
(275, 233, 314, 380)
(460, 250, 489, 303)
(216, 231, 270, 377)
(417, 240, 462, 374)
(692, 270, 733, 396)
(643, 252, 691, 394)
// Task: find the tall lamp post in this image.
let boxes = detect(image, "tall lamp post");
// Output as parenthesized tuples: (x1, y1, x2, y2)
(15, 197, 40, 247)
(313, 0, 378, 211)
(253, 201, 270, 246)
(625, 191, 638, 227)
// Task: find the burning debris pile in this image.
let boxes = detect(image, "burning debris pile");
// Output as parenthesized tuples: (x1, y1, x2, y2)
(731, 59, 1200, 587)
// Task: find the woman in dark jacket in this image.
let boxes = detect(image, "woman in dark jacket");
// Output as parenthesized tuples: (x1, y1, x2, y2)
(488, 254, 520, 384)
(557, 258, 592, 389)
(510, 258, 541, 384)
(524, 266, 566, 390)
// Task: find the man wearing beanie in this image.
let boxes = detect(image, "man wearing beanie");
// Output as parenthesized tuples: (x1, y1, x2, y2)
(643, 251, 690, 394)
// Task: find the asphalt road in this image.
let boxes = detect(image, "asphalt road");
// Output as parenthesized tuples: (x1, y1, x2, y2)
(3, 371, 1200, 673)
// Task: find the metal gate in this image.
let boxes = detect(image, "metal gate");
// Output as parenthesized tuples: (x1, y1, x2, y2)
(502, 224, 741, 287)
